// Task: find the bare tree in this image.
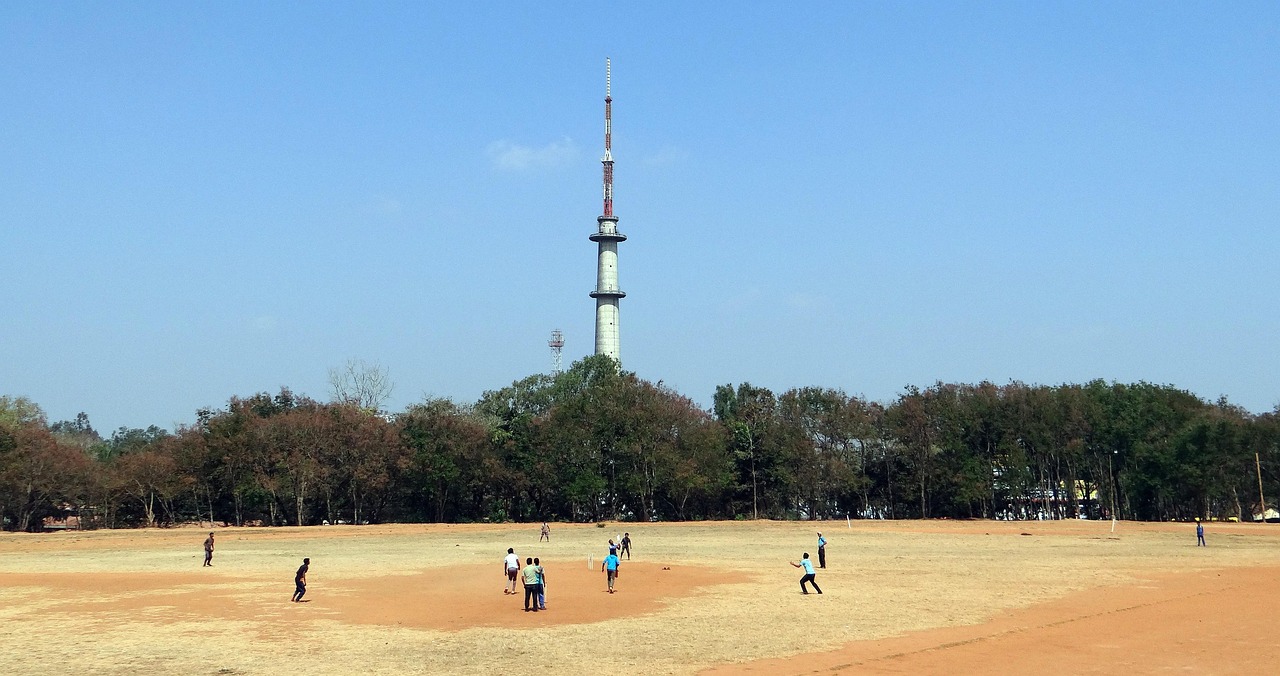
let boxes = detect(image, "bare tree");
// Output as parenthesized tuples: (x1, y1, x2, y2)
(328, 359, 394, 413)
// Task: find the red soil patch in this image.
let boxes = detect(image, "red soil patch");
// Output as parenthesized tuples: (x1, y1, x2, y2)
(326, 561, 723, 629)
(0, 561, 723, 631)
(704, 565, 1280, 675)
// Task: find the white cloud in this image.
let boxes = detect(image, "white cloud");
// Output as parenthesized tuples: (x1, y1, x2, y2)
(486, 137, 578, 171)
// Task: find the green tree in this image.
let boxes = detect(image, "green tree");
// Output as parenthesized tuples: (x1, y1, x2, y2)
(715, 383, 789, 519)
(400, 398, 492, 522)
(0, 396, 46, 430)
(776, 387, 873, 520)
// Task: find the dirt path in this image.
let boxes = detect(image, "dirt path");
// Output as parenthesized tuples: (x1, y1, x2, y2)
(0, 561, 723, 632)
(705, 565, 1280, 675)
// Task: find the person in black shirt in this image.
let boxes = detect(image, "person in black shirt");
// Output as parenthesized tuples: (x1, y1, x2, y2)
(203, 532, 215, 567)
(291, 558, 310, 602)
(620, 532, 631, 560)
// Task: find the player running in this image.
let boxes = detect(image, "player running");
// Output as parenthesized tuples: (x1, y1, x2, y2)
(503, 548, 520, 595)
(291, 558, 310, 602)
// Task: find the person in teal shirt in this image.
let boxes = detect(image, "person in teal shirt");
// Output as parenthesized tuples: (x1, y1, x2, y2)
(534, 557, 547, 609)
(790, 552, 822, 594)
(602, 552, 620, 593)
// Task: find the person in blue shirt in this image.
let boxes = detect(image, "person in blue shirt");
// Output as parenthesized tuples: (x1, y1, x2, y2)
(1196, 519, 1206, 546)
(790, 553, 822, 594)
(817, 532, 827, 569)
(602, 552, 621, 593)
(534, 557, 547, 609)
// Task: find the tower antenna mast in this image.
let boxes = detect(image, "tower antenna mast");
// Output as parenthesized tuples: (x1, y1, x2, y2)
(602, 58, 613, 217)
(590, 57, 626, 361)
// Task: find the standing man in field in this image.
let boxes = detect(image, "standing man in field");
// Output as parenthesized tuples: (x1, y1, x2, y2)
(503, 548, 520, 595)
(817, 532, 827, 569)
(602, 549, 620, 593)
(291, 558, 310, 602)
(540, 522, 550, 542)
(791, 553, 822, 594)
(521, 557, 542, 612)
(620, 532, 632, 560)
(203, 532, 215, 567)
(1196, 519, 1207, 546)
(534, 557, 547, 610)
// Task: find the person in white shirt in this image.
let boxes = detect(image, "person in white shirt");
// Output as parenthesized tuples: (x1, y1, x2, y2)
(503, 548, 520, 595)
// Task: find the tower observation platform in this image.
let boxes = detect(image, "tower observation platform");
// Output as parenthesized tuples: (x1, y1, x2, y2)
(591, 59, 625, 361)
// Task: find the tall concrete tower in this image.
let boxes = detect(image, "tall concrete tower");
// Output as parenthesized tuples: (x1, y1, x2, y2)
(590, 58, 626, 361)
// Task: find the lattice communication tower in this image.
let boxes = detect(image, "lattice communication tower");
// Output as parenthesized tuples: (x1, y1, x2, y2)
(548, 329, 565, 375)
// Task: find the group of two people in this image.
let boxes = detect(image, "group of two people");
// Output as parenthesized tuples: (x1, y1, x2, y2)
(202, 531, 310, 602)
(608, 533, 632, 560)
(790, 531, 828, 594)
(504, 548, 547, 611)
(600, 532, 636, 593)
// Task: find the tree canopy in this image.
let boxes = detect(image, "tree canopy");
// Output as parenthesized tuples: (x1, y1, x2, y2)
(2, 362, 1277, 530)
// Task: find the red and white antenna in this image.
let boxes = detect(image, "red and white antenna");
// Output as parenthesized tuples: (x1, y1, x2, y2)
(589, 58, 625, 362)
(602, 57, 614, 217)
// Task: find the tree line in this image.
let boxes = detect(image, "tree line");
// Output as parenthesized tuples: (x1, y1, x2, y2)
(2, 356, 1278, 531)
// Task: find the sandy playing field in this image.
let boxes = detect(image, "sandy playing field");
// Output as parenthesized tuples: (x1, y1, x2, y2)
(2, 519, 1278, 675)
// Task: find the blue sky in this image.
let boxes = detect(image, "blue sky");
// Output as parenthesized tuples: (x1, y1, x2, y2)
(3, 2, 1277, 432)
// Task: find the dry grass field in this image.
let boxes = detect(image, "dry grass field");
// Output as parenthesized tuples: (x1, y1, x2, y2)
(2, 519, 1278, 675)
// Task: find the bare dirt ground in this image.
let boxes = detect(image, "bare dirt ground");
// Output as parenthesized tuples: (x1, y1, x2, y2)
(2, 520, 1278, 675)
(707, 564, 1280, 675)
